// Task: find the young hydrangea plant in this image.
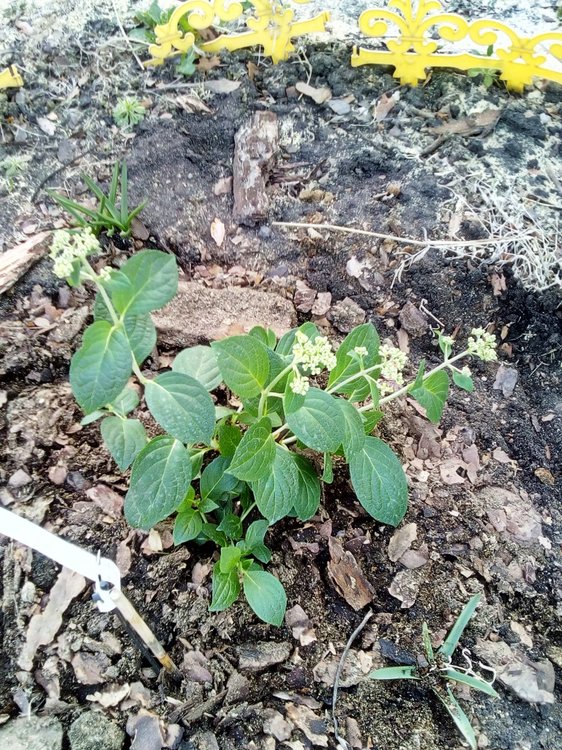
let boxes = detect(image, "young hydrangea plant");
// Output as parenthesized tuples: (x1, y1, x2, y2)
(52, 232, 498, 625)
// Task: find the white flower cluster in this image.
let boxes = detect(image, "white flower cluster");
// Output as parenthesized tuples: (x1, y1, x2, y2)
(292, 331, 337, 375)
(290, 372, 310, 396)
(353, 346, 369, 357)
(49, 229, 100, 279)
(378, 343, 408, 395)
(467, 327, 497, 362)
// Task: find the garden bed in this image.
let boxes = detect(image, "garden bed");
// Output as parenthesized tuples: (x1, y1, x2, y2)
(1, 3, 561, 750)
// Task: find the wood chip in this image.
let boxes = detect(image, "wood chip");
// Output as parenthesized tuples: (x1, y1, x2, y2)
(0, 231, 51, 295)
(327, 537, 374, 611)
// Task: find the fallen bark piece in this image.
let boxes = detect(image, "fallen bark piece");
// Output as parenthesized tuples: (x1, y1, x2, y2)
(285, 604, 317, 646)
(232, 111, 278, 226)
(153, 281, 296, 348)
(285, 703, 328, 747)
(0, 231, 51, 295)
(388, 523, 417, 562)
(18, 566, 87, 670)
(237, 641, 291, 671)
(327, 537, 374, 611)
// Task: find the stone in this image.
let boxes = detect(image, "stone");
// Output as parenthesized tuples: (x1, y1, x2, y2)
(237, 641, 292, 671)
(152, 281, 296, 348)
(398, 302, 428, 336)
(180, 731, 220, 750)
(327, 297, 366, 333)
(0, 716, 63, 750)
(68, 712, 124, 750)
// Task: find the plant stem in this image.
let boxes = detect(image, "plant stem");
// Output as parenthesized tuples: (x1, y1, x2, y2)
(377, 351, 468, 407)
(240, 501, 257, 522)
(257, 363, 294, 419)
(326, 362, 382, 395)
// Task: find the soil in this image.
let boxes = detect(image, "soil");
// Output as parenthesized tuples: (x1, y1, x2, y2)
(1, 3, 562, 750)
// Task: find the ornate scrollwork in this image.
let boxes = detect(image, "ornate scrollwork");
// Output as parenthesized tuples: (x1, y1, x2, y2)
(146, 0, 330, 67)
(352, 0, 562, 92)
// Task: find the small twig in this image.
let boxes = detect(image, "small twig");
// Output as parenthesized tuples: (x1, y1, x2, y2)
(111, 0, 145, 71)
(272, 220, 532, 249)
(332, 610, 373, 750)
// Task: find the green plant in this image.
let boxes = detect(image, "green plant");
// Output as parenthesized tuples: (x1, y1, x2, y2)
(51, 236, 497, 625)
(0, 154, 28, 191)
(369, 594, 498, 749)
(113, 96, 146, 129)
(467, 44, 500, 89)
(50, 161, 145, 237)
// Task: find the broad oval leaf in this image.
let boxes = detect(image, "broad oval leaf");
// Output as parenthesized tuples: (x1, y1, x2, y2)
(452, 369, 474, 392)
(145, 371, 215, 445)
(251, 445, 299, 523)
(125, 436, 192, 529)
(172, 345, 222, 391)
(410, 370, 450, 423)
(292, 453, 321, 521)
(113, 249, 178, 315)
(109, 385, 139, 416)
(228, 417, 276, 481)
(349, 436, 408, 526)
(275, 322, 320, 356)
(243, 569, 287, 626)
(200, 455, 240, 501)
(173, 506, 203, 544)
(101, 416, 147, 471)
(209, 564, 240, 612)
(339, 399, 366, 461)
(328, 323, 380, 401)
(249, 325, 277, 349)
(285, 387, 344, 453)
(70, 321, 133, 413)
(123, 312, 156, 365)
(211, 335, 270, 399)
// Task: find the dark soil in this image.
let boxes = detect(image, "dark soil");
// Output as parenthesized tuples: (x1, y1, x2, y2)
(1, 9, 561, 750)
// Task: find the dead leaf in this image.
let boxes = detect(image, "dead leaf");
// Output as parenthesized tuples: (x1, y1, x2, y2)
(427, 108, 501, 136)
(295, 81, 332, 105)
(492, 447, 512, 464)
(71, 651, 110, 685)
(373, 90, 400, 121)
(285, 703, 328, 747)
(327, 537, 374, 611)
(285, 605, 317, 646)
(182, 650, 213, 683)
(85, 484, 123, 519)
(388, 523, 417, 562)
(493, 364, 519, 397)
(126, 709, 166, 750)
(37, 117, 57, 136)
(18, 568, 86, 671)
(399, 545, 429, 569)
(439, 458, 466, 485)
(313, 649, 374, 688)
(490, 272, 507, 296)
(262, 709, 293, 742)
(204, 78, 241, 94)
(388, 569, 422, 608)
(86, 683, 130, 708)
(210, 217, 226, 247)
(534, 467, 555, 486)
(197, 55, 221, 72)
(176, 94, 212, 114)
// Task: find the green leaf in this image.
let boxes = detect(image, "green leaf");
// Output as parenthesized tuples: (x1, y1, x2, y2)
(275, 322, 320, 356)
(322, 453, 333, 484)
(216, 513, 243, 541)
(243, 569, 287, 626)
(145, 371, 215, 445)
(200, 456, 240, 502)
(202, 523, 227, 547)
(249, 325, 277, 349)
(172, 345, 222, 391)
(228, 417, 276, 481)
(212, 335, 270, 399)
(251, 445, 299, 523)
(349, 436, 408, 526)
(432, 687, 477, 750)
(244, 519, 269, 549)
(439, 594, 481, 658)
(410, 370, 450, 423)
(209, 563, 240, 612)
(292, 453, 321, 521)
(123, 313, 156, 365)
(101, 416, 147, 471)
(339, 399, 366, 460)
(220, 546, 242, 574)
(452, 369, 474, 392)
(113, 249, 178, 315)
(173, 505, 203, 544)
(109, 385, 139, 416)
(327, 323, 380, 400)
(176, 49, 197, 76)
(70, 321, 133, 413)
(444, 669, 499, 697)
(362, 409, 384, 434)
(216, 421, 242, 458)
(422, 622, 434, 662)
(368, 666, 420, 680)
(81, 409, 106, 426)
(285, 387, 344, 453)
(124, 436, 192, 529)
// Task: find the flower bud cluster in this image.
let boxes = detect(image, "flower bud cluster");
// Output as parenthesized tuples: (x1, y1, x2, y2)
(49, 229, 100, 279)
(378, 343, 408, 395)
(292, 331, 337, 375)
(290, 372, 310, 396)
(467, 327, 497, 362)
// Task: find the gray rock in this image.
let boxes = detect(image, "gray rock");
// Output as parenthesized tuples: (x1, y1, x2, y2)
(237, 640, 292, 671)
(180, 731, 220, 750)
(68, 712, 124, 750)
(0, 716, 63, 750)
(57, 138, 76, 165)
(327, 297, 366, 333)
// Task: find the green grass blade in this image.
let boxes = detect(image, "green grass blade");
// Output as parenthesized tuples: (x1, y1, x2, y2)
(445, 668, 499, 697)
(127, 200, 146, 221)
(120, 162, 128, 224)
(422, 622, 434, 662)
(82, 173, 108, 204)
(439, 594, 481, 658)
(368, 666, 420, 680)
(433, 687, 476, 750)
(109, 161, 120, 205)
(50, 192, 99, 222)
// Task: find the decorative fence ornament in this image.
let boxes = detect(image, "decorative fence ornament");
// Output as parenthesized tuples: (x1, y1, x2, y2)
(351, 0, 562, 92)
(0, 65, 23, 89)
(146, 0, 330, 67)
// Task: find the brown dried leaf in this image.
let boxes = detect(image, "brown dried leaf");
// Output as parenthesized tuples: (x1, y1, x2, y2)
(327, 537, 374, 611)
(387, 523, 417, 562)
(373, 90, 400, 121)
(85, 484, 123, 519)
(295, 81, 332, 105)
(210, 218, 226, 247)
(87, 683, 130, 708)
(285, 605, 317, 646)
(71, 651, 110, 685)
